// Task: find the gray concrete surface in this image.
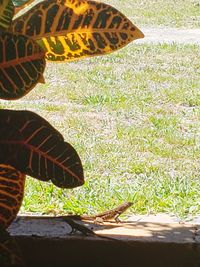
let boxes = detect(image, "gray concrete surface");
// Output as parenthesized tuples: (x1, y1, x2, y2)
(7, 215, 200, 267)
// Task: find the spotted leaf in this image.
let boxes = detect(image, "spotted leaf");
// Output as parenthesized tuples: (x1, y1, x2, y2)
(11, 0, 144, 62)
(0, 31, 46, 100)
(0, 109, 84, 189)
(0, 0, 14, 30)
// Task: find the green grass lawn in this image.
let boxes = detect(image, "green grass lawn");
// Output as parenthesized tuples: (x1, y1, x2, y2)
(106, 0, 200, 28)
(2, 42, 199, 220)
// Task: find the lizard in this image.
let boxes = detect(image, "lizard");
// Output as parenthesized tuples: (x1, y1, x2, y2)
(62, 201, 133, 224)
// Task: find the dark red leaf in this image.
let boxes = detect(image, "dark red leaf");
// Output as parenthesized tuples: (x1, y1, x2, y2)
(0, 164, 25, 228)
(0, 31, 46, 100)
(0, 109, 84, 188)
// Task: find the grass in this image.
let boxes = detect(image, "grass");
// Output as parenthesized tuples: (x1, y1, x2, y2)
(105, 0, 200, 28)
(1, 42, 200, 220)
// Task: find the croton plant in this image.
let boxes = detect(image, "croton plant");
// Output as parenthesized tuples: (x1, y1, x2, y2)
(0, 0, 144, 265)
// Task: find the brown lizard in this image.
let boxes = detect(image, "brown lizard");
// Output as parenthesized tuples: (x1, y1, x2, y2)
(64, 201, 133, 223)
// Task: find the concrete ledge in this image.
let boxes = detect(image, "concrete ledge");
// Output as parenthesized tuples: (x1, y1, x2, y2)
(8, 216, 200, 267)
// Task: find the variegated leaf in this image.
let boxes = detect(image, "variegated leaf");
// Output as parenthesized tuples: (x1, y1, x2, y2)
(11, 0, 144, 62)
(0, 0, 14, 30)
(12, 0, 35, 14)
(0, 31, 46, 100)
(0, 225, 23, 265)
(0, 164, 25, 228)
(12, 0, 34, 7)
(0, 109, 84, 189)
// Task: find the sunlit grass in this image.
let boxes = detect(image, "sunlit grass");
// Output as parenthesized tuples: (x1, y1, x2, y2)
(106, 0, 200, 28)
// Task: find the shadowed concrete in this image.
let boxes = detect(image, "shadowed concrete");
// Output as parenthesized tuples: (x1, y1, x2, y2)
(8, 215, 200, 267)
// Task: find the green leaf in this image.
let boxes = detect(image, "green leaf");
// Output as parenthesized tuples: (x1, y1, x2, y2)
(11, 0, 144, 62)
(0, 31, 46, 100)
(0, 0, 14, 30)
(0, 109, 84, 189)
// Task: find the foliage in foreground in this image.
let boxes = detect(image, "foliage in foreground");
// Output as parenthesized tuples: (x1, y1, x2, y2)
(0, 0, 144, 264)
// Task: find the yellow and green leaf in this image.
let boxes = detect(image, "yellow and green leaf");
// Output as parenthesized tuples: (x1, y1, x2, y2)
(11, 0, 144, 62)
(0, 31, 46, 100)
(0, 0, 14, 30)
